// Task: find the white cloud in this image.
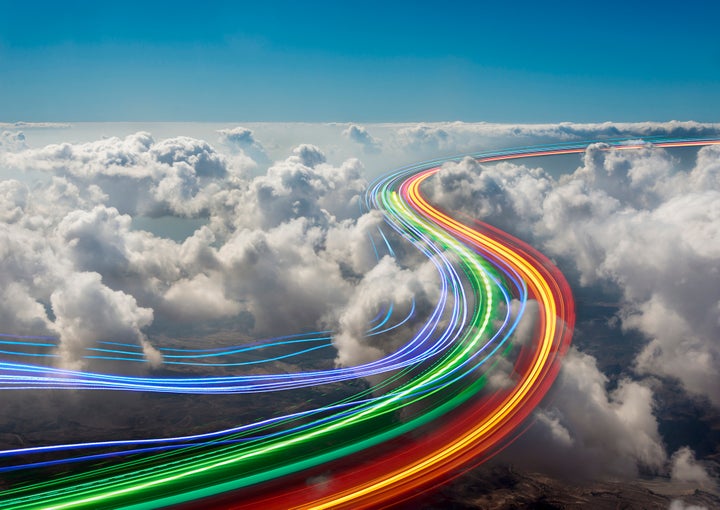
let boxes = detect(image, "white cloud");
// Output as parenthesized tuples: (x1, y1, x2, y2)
(216, 218, 353, 333)
(0, 180, 28, 223)
(0, 132, 254, 217)
(428, 142, 720, 406)
(291, 143, 326, 168)
(509, 348, 666, 479)
(389, 121, 720, 155)
(670, 447, 713, 485)
(0, 222, 69, 318)
(424, 156, 554, 238)
(0, 131, 27, 152)
(163, 273, 242, 322)
(394, 124, 452, 153)
(669, 501, 709, 510)
(325, 211, 386, 276)
(332, 256, 440, 367)
(0, 281, 54, 336)
(218, 126, 257, 146)
(0, 130, 400, 358)
(1, 124, 719, 489)
(230, 144, 366, 230)
(217, 126, 269, 165)
(343, 124, 381, 153)
(50, 272, 158, 369)
(0, 122, 71, 129)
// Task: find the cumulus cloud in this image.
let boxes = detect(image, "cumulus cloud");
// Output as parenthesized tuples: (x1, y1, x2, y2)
(423, 156, 553, 238)
(514, 348, 666, 479)
(50, 272, 158, 369)
(291, 144, 326, 168)
(0, 222, 67, 336)
(553, 145, 720, 405)
(163, 273, 242, 322)
(151, 136, 227, 179)
(216, 218, 351, 333)
(389, 121, 720, 155)
(0, 281, 54, 337)
(0, 132, 253, 217)
(343, 124, 381, 153)
(415, 136, 720, 491)
(217, 126, 269, 165)
(0, 131, 27, 152)
(218, 127, 256, 146)
(59, 205, 136, 276)
(0, 131, 411, 368)
(2, 120, 720, 510)
(670, 447, 713, 485)
(325, 211, 386, 276)
(0, 180, 28, 223)
(394, 124, 452, 153)
(332, 256, 440, 367)
(2, 124, 718, 492)
(2, 220, 166, 373)
(228, 144, 366, 230)
(0, 131, 390, 370)
(55, 204, 185, 308)
(427, 142, 720, 407)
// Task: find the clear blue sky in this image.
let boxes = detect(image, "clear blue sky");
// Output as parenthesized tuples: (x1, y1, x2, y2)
(1, 0, 718, 122)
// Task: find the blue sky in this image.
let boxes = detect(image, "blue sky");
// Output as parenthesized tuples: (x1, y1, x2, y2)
(1, 0, 718, 122)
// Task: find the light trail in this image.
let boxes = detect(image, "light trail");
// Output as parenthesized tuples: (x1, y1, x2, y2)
(0, 138, 716, 509)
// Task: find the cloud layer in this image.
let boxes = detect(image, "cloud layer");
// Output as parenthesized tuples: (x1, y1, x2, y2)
(420, 139, 720, 485)
(426, 143, 720, 407)
(0, 131, 399, 369)
(0, 122, 717, 489)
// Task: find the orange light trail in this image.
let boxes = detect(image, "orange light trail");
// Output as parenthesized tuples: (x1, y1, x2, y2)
(293, 166, 574, 509)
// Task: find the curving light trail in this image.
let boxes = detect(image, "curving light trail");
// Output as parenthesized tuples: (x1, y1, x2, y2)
(0, 138, 716, 509)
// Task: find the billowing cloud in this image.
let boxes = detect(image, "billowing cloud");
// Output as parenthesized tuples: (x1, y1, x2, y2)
(217, 126, 269, 165)
(0, 222, 66, 336)
(0, 132, 381, 370)
(332, 256, 440, 367)
(0, 281, 54, 337)
(390, 121, 720, 155)
(0, 131, 27, 152)
(325, 211, 386, 276)
(291, 144, 326, 168)
(394, 124, 452, 153)
(0, 130, 399, 362)
(670, 447, 713, 485)
(228, 144, 366, 230)
(419, 138, 720, 490)
(163, 273, 242, 322)
(427, 143, 720, 407)
(423, 156, 553, 238)
(218, 127, 257, 146)
(513, 348, 666, 479)
(0, 132, 254, 217)
(343, 124, 381, 153)
(1, 123, 718, 497)
(0, 180, 28, 223)
(50, 271, 158, 369)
